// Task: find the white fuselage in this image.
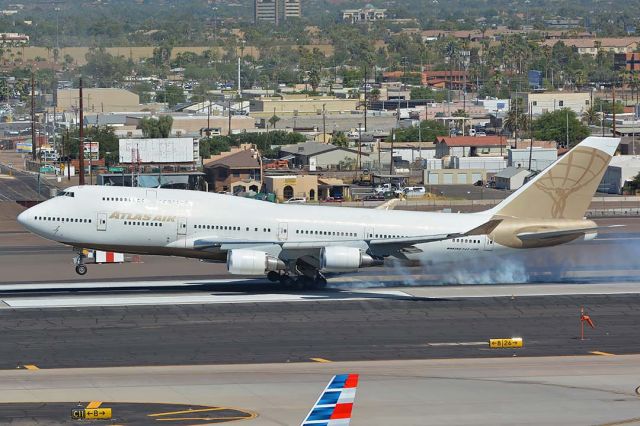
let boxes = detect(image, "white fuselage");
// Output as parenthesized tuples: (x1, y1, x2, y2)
(18, 185, 507, 266)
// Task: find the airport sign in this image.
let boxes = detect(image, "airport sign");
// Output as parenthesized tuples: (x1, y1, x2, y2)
(489, 338, 523, 348)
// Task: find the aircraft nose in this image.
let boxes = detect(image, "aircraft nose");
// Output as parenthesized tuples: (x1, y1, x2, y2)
(17, 210, 28, 226)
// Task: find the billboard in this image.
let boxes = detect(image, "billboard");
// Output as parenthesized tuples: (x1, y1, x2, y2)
(119, 138, 194, 164)
(83, 141, 99, 161)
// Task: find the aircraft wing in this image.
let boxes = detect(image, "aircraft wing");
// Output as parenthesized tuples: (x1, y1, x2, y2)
(301, 374, 359, 426)
(368, 219, 503, 254)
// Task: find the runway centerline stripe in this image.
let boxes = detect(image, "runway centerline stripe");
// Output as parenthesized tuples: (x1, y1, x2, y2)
(590, 351, 616, 356)
(148, 407, 226, 417)
(310, 358, 333, 363)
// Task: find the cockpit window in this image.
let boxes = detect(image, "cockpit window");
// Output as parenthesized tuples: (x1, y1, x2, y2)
(57, 191, 75, 197)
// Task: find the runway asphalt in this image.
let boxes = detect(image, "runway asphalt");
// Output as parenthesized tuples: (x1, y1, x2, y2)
(2, 205, 640, 425)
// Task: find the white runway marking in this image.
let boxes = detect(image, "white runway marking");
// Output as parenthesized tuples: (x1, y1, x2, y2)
(1, 280, 640, 309)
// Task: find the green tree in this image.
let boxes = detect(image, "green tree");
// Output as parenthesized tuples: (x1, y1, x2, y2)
(503, 99, 529, 138)
(139, 116, 173, 138)
(155, 85, 186, 107)
(533, 109, 590, 147)
(332, 131, 349, 147)
(81, 48, 132, 87)
(395, 120, 448, 142)
(581, 106, 600, 126)
(268, 114, 281, 129)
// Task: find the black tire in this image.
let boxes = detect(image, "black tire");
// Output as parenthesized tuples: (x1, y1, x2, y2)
(314, 276, 328, 290)
(267, 271, 280, 282)
(75, 264, 87, 276)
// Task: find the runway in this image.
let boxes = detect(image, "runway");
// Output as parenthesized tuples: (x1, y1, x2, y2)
(2, 211, 640, 424)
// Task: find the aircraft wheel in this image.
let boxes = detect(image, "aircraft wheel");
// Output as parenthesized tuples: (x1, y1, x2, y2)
(313, 276, 327, 290)
(75, 264, 87, 276)
(267, 271, 280, 282)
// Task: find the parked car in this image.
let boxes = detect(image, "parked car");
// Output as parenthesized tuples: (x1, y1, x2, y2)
(323, 196, 343, 203)
(403, 186, 426, 195)
(363, 194, 385, 201)
(284, 197, 307, 204)
(473, 180, 484, 186)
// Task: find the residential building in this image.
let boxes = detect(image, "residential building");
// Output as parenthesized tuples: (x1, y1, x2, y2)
(255, 0, 278, 24)
(283, 0, 301, 19)
(254, 0, 301, 24)
(494, 167, 534, 190)
(279, 142, 367, 171)
(0, 33, 28, 43)
(265, 175, 351, 201)
(342, 6, 386, 24)
(421, 70, 468, 89)
(435, 136, 507, 158)
(516, 92, 591, 116)
(204, 148, 261, 193)
(541, 38, 640, 56)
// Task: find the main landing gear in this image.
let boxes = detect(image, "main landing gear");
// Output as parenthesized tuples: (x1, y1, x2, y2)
(267, 271, 327, 290)
(73, 251, 88, 276)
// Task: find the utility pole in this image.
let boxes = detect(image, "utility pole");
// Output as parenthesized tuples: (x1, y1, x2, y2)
(322, 104, 326, 144)
(390, 130, 395, 175)
(363, 66, 368, 132)
(30, 73, 36, 161)
(228, 99, 232, 135)
(566, 109, 569, 148)
(357, 122, 362, 172)
(612, 83, 617, 136)
(79, 77, 85, 185)
(207, 102, 211, 131)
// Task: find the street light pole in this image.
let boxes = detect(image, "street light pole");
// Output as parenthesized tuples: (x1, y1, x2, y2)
(79, 77, 85, 185)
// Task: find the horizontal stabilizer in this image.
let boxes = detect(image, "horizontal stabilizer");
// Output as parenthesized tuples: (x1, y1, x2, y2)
(517, 225, 622, 241)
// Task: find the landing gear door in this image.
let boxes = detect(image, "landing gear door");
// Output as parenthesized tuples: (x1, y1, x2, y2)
(177, 217, 188, 236)
(278, 222, 288, 241)
(97, 212, 107, 231)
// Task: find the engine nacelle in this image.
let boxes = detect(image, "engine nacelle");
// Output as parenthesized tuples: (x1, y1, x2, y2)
(320, 246, 381, 273)
(226, 249, 285, 275)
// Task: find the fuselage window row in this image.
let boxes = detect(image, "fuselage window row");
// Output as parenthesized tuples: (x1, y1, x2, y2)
(33, 216, 91, 223)
(193, 224, 271, 232)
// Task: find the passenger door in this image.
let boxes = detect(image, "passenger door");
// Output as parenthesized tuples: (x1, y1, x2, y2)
(278, 222, 288, 241)
(177, 217, 188, 237)
(97, 212, 107, 231)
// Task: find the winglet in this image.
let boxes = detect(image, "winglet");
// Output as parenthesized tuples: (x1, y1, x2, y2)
(301, 374, 359, 426)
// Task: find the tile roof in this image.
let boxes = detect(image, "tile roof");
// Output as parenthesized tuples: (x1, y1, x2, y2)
(205, 149, 259, 169)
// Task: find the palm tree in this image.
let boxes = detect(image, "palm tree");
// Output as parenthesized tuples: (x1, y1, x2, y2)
(582, 106, 600, 126)
(503, 99, 529, 139)
(268, 114, 280, 130)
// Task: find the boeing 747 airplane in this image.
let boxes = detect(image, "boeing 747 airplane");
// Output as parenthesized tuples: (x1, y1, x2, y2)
(17, 137, 619, 289)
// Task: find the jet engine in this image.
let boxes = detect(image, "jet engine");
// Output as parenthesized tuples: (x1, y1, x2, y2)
(320, 246, 382, 273)
(226, 249, 285, 275)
